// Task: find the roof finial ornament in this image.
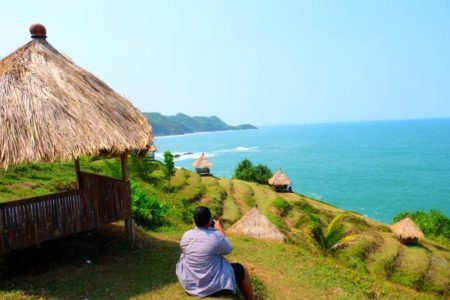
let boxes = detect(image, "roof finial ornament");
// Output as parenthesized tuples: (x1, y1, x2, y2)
(30, 23, 47, 39)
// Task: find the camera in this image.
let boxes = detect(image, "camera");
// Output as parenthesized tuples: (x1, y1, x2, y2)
(210, 219, 216, 228)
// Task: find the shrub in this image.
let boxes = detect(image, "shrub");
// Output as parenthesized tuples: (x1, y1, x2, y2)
(131, 181, 167, 229)
(233, 159, 254, 181)
(233, 159, 273, 184)
(393, 209, 450, 239)
(128, 154, 159, 182)
(273, 197, 292, 217)
(253, 164, 273, 184)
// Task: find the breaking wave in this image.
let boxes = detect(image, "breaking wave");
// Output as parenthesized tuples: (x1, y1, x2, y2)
(214, 146, 258, 153)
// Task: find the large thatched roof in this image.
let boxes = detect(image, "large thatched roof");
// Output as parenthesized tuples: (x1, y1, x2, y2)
(193, 153, 212, 168)
(0, 24, 152, 168)
(268, 169, 291, 186)
(391, 217, 424, 243)
(227, 207, 285, 242)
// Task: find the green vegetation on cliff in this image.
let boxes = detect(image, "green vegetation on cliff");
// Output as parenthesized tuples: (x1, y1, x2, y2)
(144, 112, 257, 136)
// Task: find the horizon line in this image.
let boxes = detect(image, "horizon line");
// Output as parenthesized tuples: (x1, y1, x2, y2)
(255, 116, 450, 128)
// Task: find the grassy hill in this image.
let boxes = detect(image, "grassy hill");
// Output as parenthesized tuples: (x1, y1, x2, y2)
(0, 158, 449, 299)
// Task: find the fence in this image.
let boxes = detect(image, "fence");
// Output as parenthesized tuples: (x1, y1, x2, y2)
(0, 172, 130, 254)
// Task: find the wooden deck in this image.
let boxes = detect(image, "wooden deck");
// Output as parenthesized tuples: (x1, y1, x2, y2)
(0, 172, 130, 254)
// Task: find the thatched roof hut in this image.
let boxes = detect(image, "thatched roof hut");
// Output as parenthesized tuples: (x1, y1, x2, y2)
(268, 169, 291, 189)
(227, 207, 285, 242)
(0, 24, 152, 253)
(391, 217, 424, 244)
(193, 153, 212, 169)
(0, 24, 152, 168)
(193, 153, 212, 175)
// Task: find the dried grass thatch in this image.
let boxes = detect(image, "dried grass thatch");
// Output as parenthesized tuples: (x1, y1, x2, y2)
(268, 169, 291, 186)
(391, 217, 424, 244)
(0, 25, 152, 168)
(193, 153, 212, 168)
(227, 207, 285, 242)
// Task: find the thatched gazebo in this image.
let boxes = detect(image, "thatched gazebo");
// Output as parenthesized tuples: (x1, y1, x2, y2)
(193, 153, 212, 176)
(0, 24, 152, 254)
(391, 217, 424, 244)
(227, 207, 285, 242)
(268, 169, 292, 192)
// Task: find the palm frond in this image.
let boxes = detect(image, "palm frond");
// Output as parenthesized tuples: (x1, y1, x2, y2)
(325, 213, 344, 237)
(324, 225, 346, 250)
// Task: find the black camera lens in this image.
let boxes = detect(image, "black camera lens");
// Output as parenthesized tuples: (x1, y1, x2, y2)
(210, 220, 215, 228)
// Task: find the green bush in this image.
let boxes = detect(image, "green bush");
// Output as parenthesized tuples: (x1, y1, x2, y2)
(131, 181, 167, 229)
(233, 159, 273, 184)
(273, 197, 292, 217)
(393, 209, 450, 239)
(128, 154, 159, 182)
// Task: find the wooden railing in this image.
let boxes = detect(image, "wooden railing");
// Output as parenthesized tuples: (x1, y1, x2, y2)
(0, 172, 130, 254)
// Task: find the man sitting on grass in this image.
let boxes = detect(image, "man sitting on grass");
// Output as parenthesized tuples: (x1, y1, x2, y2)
(176, 206, 254, 299)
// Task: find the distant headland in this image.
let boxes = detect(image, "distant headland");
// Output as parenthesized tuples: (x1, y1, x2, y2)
(144, 112, 257, 136)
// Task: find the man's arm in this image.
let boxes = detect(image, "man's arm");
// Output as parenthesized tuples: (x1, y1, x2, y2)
(214, 219, 225, 236)
(214, 220, 233, 255)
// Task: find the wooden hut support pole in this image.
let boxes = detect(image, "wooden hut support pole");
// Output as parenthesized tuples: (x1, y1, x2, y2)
(121, 152, 134, 241)
(74, 158, 81, 189)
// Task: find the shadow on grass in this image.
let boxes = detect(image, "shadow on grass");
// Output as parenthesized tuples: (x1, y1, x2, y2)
(0, 224, 182, 299)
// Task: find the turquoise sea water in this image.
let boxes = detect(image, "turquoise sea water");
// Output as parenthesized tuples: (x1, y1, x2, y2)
(154, 119, 450, 223)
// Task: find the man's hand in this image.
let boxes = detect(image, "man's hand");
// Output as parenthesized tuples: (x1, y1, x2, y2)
(214, 219, 225, 236)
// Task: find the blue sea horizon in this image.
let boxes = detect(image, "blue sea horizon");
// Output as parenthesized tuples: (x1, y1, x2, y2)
(154, 118, 450, 223)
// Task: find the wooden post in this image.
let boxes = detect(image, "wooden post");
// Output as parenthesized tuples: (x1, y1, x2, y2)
(121, 152, 134, 241)
(74, 158, 81, 189)
(121, 152, 129, 181)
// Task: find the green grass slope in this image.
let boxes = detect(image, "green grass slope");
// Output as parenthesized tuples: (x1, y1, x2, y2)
(0, 158, 449, 299)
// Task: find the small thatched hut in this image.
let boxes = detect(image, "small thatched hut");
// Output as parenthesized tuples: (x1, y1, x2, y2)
(268, 169, 292, 192)
(193, 153, 212, 176)
(0, 24, 153, 254)
(391, 217, 424, 244)
(227, 207, 285, 242)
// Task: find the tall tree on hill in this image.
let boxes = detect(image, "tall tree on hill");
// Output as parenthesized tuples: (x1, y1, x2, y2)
(163, 151, 175, 187)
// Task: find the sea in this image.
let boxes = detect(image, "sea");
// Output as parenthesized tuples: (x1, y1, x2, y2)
(154, 118, 450, 224)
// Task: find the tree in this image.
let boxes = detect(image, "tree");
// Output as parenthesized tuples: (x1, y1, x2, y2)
(233, 159, 273, 184)
(307, 213, 358, 254)
(233, 159, 254, 181)
(253, 164, 273, 184)
(163, 151, 175, 186)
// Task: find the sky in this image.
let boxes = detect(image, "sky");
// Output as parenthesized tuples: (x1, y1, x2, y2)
(1, 1, 449, 126)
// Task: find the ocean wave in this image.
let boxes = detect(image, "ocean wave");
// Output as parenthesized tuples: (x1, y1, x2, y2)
(214, 146, 259, 153)
(154, 146, 257, 162)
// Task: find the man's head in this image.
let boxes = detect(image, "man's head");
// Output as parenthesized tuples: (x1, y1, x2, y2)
(194, 206, 212, 227)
